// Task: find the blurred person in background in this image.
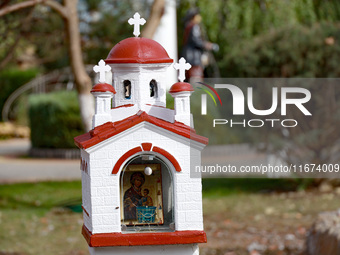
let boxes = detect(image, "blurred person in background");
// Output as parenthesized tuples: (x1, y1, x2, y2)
(182, 8, 219, 81)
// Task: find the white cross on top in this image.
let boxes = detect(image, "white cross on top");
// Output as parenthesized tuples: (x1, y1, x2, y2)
(93, 59, 111, 83)
(174, 57, 191, 82)
(128, 12, 146, 37)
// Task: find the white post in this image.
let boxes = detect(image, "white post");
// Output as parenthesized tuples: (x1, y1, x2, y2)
(170, 57, 193, 126)
(153, 0, 178, 87)
(92, 92, 113, 129)
(171, 91, 192, 126)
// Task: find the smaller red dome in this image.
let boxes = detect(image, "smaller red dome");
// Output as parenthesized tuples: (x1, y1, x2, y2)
(91, 83, 116, 94)
(106, 37, 173, 64)
(169, 82, 194, 93)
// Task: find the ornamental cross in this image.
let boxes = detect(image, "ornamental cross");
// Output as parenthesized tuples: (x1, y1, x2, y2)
(174, 57, 191, 82)
(128, 12, 146, 37)
(93, 59, 111, 83)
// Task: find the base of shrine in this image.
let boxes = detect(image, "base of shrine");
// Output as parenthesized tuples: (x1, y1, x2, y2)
(88, 243, 199, 255)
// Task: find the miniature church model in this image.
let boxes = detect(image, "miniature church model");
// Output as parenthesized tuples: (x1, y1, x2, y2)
(74, 13, 208, 255)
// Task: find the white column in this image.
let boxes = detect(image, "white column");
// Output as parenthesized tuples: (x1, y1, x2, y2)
(92, 92, 113, 128)
(171, 91, 192, 126)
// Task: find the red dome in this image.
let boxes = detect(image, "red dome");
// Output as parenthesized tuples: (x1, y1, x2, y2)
(91, 83, 116, 94)
(169, 82, 194, 93)
(105, 37, 173, 64)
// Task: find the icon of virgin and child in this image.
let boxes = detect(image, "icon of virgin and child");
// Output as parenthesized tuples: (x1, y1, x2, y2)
(123, 172, 154, 221)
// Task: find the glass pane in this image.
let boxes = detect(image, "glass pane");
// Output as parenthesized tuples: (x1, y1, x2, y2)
(120, 154, 174, 232)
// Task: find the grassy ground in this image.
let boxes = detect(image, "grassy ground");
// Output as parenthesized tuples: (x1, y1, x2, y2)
(0, 179, 339, 255)
(0, 181, 86, 255)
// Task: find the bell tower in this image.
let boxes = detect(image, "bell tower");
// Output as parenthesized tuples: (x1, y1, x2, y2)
(104, 13, 173, 110)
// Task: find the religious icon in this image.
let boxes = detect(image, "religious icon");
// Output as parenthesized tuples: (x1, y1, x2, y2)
(140, 188, 153, 206)
(123, 172, 145, 221)
(120, 164, 164, 225)
(124, 80, 131, 99)
(150, 79, 157, 97)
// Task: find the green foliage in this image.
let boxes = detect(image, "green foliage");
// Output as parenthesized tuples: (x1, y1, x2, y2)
(3, 0, 340, 75)
(29, 91, 83, 149)
(30, 7, 67, 71)
(166, 92, 174, 109)
(85, 12, 132, 63)
(220, 22, 340, 77)
(0, 179, 297, 209)
(0, 181, 81, 213)
(202, 178, 299, 197)
(83, 1, 151, 63)
(178, 0, 340, 74)
(0, 4, 67, 71)
(0, 68, 39, 121)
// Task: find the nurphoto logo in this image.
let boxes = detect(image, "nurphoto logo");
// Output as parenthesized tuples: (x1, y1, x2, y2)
(197, 83, 312, 128)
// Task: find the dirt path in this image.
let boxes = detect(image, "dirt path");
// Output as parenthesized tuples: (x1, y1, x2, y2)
(200, 191, 340, 255)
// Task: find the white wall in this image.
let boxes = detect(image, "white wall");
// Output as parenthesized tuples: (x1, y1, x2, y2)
(109, 63, 171, 109)
(83, 123, 205, 234)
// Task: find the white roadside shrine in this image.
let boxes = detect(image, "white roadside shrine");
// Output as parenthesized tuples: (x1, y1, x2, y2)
(74, 12, 208, 255)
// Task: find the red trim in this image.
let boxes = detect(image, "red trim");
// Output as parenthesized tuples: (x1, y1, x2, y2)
(112, 147, 142, 174)
(152, 146, 181, 172)
(146, 104, 166, 108)
(113, 104, 134, 109)
(82, 206, 89, 217)
(141, 143, 152, 151)
(82, 225, 207, 247)
(169, 82, 194, 93)
(105, 37, 173, 64)
(91, 83, 116, 94)
(74, 111, 208, 150)
(82, 225, 92, 245)
(106, 58, 173, 64)
(110, 144, 180, 174)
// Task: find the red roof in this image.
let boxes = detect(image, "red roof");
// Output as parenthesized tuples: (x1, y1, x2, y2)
(91, 83, 116, 94)
(105, 37, 173, 64)
(74, 111, 208, 149)
(169, 82, 194, 93)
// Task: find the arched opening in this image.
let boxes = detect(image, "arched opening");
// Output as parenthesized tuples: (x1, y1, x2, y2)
(149, 79, 157, 98)
(119, 153, 174, 232)
(123, 80, 131, 99)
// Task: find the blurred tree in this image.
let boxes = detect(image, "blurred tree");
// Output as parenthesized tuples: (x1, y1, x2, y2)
(0, 0, 93, 131)
(141, 0, 165, 38)
(0, 0, 155, 131)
